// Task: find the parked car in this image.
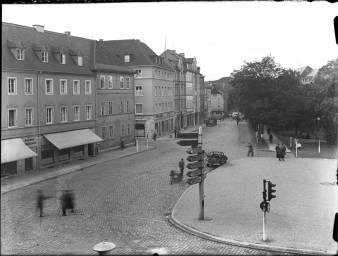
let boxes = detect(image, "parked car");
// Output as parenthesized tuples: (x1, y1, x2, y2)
(206, 151, 228, 167)
(232, 112, 239, 119)
(206, 119, 217, 126)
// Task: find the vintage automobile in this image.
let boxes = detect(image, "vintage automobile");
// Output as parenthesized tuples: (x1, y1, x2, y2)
(206, 151, 228, 167)
(206, 119, 217, 127)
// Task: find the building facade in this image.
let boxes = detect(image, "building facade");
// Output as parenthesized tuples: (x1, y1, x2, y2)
(1, 23, 103, 176)
(100, 40, 175, 138)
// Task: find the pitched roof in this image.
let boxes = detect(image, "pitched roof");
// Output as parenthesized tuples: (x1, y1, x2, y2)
(2, 22, 94, 75)
(306, 68, 319, 78)
(93, 41, 135, 73)
(211, 86, 222, 95)
(99, 39, 173, 70)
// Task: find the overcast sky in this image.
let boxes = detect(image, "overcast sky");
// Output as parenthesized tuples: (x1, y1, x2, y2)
(2, 2, 338, 81)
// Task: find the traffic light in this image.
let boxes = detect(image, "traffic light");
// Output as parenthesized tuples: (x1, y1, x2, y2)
(267, 181, 276, 201)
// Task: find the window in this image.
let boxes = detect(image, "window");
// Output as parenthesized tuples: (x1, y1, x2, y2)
(101, 102, 106, 116)
(86, 105, 92, 120)
(46, 107, 53, 124)
(120, 76, 124, 89)
(45, 79, 53, 95)
(108, 101, 113, 115)
(60, 106, 68, 123)
(61, 53, 66, 64)
(121, 124, 125, 136)
(109, 125, 113, 138)
(17, 49, 24, 60)
(127, 124, 130, 135)
(8, 78, 17, 95)
(42, 51, 48, 63)
(135, 69, 142, 78)
(120, 101, 123, 113)
(25, 108, 33, 126)
(135, 86, 143, 96)
(73, 106, 80, 121)
(125, 77, 130, 89)
(100, 75, 105, 89)
(73, 80, 80, 95)
(155, 86, 157, 96)
(8, 109, 17, 128)
(102, 127, 106, 140)
(25, 78, 33, 95)
(155, 103, 157, 113)
(126, 101, 130, 113)
(85, 80, 91, 95)
(60, 79, 67, 95)
(124, 55, 130, 62)
(136, 104, 143, 114)
(78, 56, 83, 66)
(107, 76, 113, 89)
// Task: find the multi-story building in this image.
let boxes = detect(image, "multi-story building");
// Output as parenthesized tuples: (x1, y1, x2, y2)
(161, 50, 186, 129)
(197, 67, 205, 125)
(210, 85, 225, 117)
(1, 23, 104, 176)
(92, 41, 136, 151)
(100, 40, 175, 138)
(206, 77, 231, 115)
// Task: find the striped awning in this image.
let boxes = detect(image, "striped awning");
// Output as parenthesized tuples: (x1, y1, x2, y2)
(44, 129, 103, 150)
(1, 138, 38, 164)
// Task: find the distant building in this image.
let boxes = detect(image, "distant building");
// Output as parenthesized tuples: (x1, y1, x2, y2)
(99, 40, 175, 138)
(297, 66, 319, 84)
(210, 85, 225, 117)
(205, 77, 231, 116)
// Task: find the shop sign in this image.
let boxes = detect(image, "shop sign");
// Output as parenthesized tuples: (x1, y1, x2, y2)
(23, 137, 37, 146)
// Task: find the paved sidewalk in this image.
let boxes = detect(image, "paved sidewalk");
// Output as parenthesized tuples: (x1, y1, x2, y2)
(1, 143, 155, 194)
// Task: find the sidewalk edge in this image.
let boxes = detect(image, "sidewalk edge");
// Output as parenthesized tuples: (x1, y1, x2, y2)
(1, 146, 155, 195)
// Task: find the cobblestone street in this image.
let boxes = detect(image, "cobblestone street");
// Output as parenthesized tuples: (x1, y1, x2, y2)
(1, 120, 289, 255)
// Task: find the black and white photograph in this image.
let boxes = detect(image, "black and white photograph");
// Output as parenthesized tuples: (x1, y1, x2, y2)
(1, 1, 338, 255)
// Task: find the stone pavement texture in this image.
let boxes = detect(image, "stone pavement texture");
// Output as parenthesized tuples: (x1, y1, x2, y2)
(169, 120, 338, 255)
(1, 143, 155, 194)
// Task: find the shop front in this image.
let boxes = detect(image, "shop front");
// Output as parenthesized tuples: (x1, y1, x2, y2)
(1, 138, 38, 177)
(43, 129, 102, 167)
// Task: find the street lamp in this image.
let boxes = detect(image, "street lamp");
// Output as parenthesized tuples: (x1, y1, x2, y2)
(317, 117, 321, 131)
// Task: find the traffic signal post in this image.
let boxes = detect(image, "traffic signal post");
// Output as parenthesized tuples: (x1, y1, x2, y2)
(177, 127, 205, 220)
(260, 179, 276, 241)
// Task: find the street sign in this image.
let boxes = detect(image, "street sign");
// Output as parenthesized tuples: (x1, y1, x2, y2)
(177, 132, 198, 139)
(186, 153, 205, 162)
(177, 139, 198, 147)
(187, 146, 202, 154)
(187, 176, 202, 185)
(260, 201, 270, 212)
(187, 161, 203, 169)
(186, 168, 203, 177)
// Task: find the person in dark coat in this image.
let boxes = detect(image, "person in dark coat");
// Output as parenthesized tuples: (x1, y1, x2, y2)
(36, 189, 52, 217)
(280, 143, 286, 161)
(179, 158, 185, 174)
(153, 132, 157, 141)
(269, 134, 273, 143)
(275, 143, 281, 161)
(60, 190, 75, 216)
(246, 142, 254, 156)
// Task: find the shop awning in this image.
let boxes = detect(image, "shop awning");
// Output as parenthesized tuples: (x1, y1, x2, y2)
(44, 129, 103, 150)
(1, 138, 38, 164)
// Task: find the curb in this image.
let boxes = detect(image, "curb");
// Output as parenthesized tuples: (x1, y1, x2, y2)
(1, 146, 155, 195)
(168, 177, 334, 255)
(168, 215, 333, 255)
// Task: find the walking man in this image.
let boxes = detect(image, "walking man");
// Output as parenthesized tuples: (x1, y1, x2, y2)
(269, 134, 273, 143)
(275, 143, 281, 161)
(60, 190, 75, 216)
(280, 143, 286, 161)
(246, 142, 254, 157)
(36, 189, 52, 217)
(179, 158, 185, 175)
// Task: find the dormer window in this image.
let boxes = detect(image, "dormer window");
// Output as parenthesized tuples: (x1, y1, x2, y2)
(16, 49, 24, 60)
(61, 53, 66, 64)
(70, 49, 83, 66)
(78, 56, 83, 66)
(51, 46, 66, 64)
(124, 55, 130, 62)
(7, 40, 26, 61)
(42, 51, 48, 63)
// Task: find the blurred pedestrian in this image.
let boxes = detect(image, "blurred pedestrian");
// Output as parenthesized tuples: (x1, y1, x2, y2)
(153, 132, 157, 141)
(236, 116, 240, 126)
(280, 143, 286, 161)
(275, 143, 281, 161)
(60, 190, 75, 216)
(246, 142, 254, 157)
(36, 189, 52, 217)
(179, 158, 185, 174)
(269, 134, 273, 143)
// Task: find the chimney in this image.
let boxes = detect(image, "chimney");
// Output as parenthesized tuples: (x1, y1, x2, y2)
(65, 31, 71, 37)
(33, 25, 44, 33)
(179, 53, 185, 57)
